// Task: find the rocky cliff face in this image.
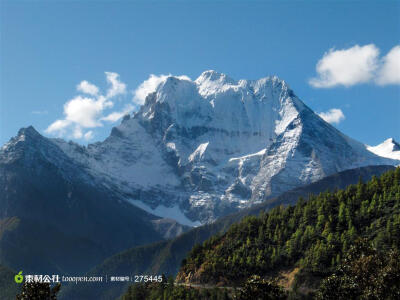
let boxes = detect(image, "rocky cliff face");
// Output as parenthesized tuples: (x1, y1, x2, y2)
(2, 71, 398, 223)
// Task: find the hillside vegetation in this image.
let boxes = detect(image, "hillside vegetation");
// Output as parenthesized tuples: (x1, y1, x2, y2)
(174, 168, 400, 296)
(59, 165, 394, 300)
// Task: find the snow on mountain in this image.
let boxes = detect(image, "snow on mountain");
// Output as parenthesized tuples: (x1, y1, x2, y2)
(2, 71, 399, 224)
(128, 199, 201, 227)
(367, 138, 400, 161)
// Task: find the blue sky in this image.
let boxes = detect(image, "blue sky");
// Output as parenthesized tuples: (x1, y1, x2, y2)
(1, 0, 399, 147)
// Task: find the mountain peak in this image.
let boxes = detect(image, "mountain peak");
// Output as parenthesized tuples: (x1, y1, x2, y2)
(195, 70, 235, 85)
(17, 125, 40, 138)
(384, 138, 400, 150)
(367, 138, 400, 160)
(3, 72, 398, 224)
(137, 70, 303, 137)
(1, 126, 41, 151)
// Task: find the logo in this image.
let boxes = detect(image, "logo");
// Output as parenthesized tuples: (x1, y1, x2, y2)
(15, 271, 24, 284)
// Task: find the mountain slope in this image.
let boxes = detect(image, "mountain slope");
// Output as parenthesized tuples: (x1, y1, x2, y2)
(176, 168, 400, 291)
(59, 165, 394, 300)
(117, 167, 400, 300)
(2, 72, 397, 225)
(36, 71, 397, 224)
(0, 127, 188, 275)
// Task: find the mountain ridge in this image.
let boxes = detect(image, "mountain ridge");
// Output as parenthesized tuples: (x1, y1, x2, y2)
(0, 126, 189, 275)
(2, 71, 399, 224)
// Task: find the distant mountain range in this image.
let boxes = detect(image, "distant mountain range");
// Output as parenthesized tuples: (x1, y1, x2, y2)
(1, 71, 398, 225)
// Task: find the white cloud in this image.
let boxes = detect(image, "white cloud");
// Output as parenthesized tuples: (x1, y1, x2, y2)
(77, 80, 99, 96)
(46, 119, 72, 136)
(105, 72, 127, 98)
(310, 44, 380, 88)
(376, 46, 400, 85)
(46, 72, 191, 141)
(62, 96, 109, 128)
(133, 74, 191, 105)
(77, 73, 126, 98)
(101, 104, 134, 122)
(133, 74, 169, 105)
(318, 108, 345, 124)
(72, 126, 83, 139)
(310, 44, 400, 88)
(83, 131, 94, 141)
(46, 72, 128, 141)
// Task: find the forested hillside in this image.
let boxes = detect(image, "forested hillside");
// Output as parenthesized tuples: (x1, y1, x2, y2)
(59, 166, 393, 300)
(173, 167, 400, 297)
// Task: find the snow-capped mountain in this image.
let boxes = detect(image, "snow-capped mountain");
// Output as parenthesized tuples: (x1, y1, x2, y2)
(1, 71, 398, 223)
(367, 138, 400, 161)
(0, 126, 190, 274)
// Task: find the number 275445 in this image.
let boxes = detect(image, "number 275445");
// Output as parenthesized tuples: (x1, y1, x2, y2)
(134, 275, 163, 283)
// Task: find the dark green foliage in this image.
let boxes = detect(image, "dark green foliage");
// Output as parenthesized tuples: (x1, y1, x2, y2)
(15, 282, 60, 300)
(0, 264, 20, 300)
(179, 168, 400, 288)
(118, 168, 400, 300)
(121, 276, 286, 300)
(120, 277, 231, 300)
(235, 275, 286, 300)
(59, 166, 393, 300)
(316, 239, 400, 300)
